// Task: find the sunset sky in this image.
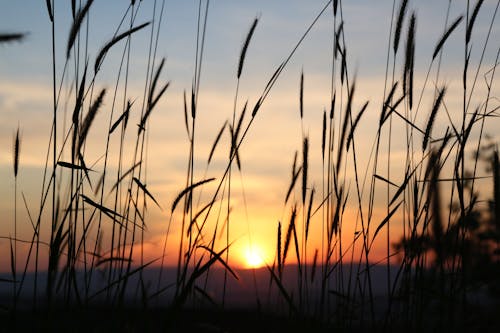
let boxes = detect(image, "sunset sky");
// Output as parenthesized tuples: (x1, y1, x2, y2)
(1, 0, 498, 271)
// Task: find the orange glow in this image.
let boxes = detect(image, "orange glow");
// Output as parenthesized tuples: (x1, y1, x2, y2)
(243, 245, 266, 269)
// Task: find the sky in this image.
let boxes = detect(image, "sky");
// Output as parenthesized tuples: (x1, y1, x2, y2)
(0, 0, 499, 272)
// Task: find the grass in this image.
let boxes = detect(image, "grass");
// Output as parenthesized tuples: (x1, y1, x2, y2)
(1, 0, 499, 332)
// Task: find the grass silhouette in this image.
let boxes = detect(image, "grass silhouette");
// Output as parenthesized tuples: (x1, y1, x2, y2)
(1, 0, 499, 332)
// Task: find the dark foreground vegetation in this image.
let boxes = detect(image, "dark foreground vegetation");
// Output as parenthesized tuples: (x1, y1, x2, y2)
(2, 302, 500, 333)
(2, 308, 331, 333)
(1, 0, 499, 332)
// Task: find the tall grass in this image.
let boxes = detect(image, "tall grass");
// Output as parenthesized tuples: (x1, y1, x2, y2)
(1, 0, 499, 331)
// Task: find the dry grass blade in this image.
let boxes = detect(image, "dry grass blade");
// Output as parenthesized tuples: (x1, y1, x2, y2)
(81, 194, 123, 220)
(394, 0, 409, 54)
(198, 245, 239, 280)
(13, 127, 20, 177)
(67, 0, 94, 58)
(322, 110, 327, 160)
(208, 121, 227, 164)
(89, 259, 157, 300)
(464, 49, 472, 90)
(194, 286, 218, 306)
(183, 91, 191, 137)
(78, 89, 106, 154)
(454, 109, 479, 190)
(329, 187, 344, 241)
(109, 161, 141, 193)
(381, 93, 405, 125)
(387, 106, 425, 135)
(148, 58, 166, 106)
(340, 46, 347, 84)
(0, 32, 27, 44)
(330, 93, 336, 119)
(432, 15, 464, 60)
(310, 192, 332, 218)
(20, 193, 36, 234)
(463, 107, 479, 145)
(229, 125, 242, 170)
(140, 81, 170, 133)
(187, 202, 212, 236)
(191, 85, 196, 119)
(299, 70, 304, 119)
(409, 19, 416, 108)
(251, 96, 262, 118)
(264, 62, 285, 92)
(72, 64, 87, 127)
(333, 0, 338, 16)
(390, 165, 418, 206)
(404, 13, 416, 76)
(305, 188, 315, 241)
(235, 101, 248, 140)
(148, 283, 176, 301)
(129, 190, 145, 227)
(94, 22, 151, 73)
(95, 257, 131, 268)
(10, 238, 16, 282)
(282, 206, 297, 266)
(133, 177, 162, 210)
(266, 263, 298, 315)
(335, 21, 344, 59)
(285, 166, 302, 204)
(374, 174, 398, 188)
(380, 82, 398, 125)
(372, 201, 403, 244)
(171, 178, 215, 213)
(347, 101, 369, 151)
(292, 210, 301, 273)
(337, 82, 356, 169)
(72, 63, 88, 156)
(291, 150, 298, 176)
(109, 100, 132, 134)
(428, 151, 443, 264)
(174, 246, 231, 309)
(277, 221, 282, 276)
(403, 13, 416, 108)
(45, 0, 53, 22)
(436, 128, 452, 160)
(48, 221, 68, 276)
(238, 17, 259, 79)
(94, 173, 105, 196)
(302, 136, 309, 205)
(57, 161, 92, 171)
(311, 248, 318, 283)
(493, 149, 500, 229)
(467, 0, 485, 44)
(257, 4, 318, 89)
(423, 86, 446, 151)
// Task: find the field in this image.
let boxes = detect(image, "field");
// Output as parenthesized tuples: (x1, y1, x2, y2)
(1, 0, 499, 332)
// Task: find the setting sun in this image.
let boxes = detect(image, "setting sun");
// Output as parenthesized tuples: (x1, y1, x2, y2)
(244, 246, 266, 269)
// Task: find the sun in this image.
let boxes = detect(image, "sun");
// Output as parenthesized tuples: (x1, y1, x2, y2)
(244, 245, 265, 269)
